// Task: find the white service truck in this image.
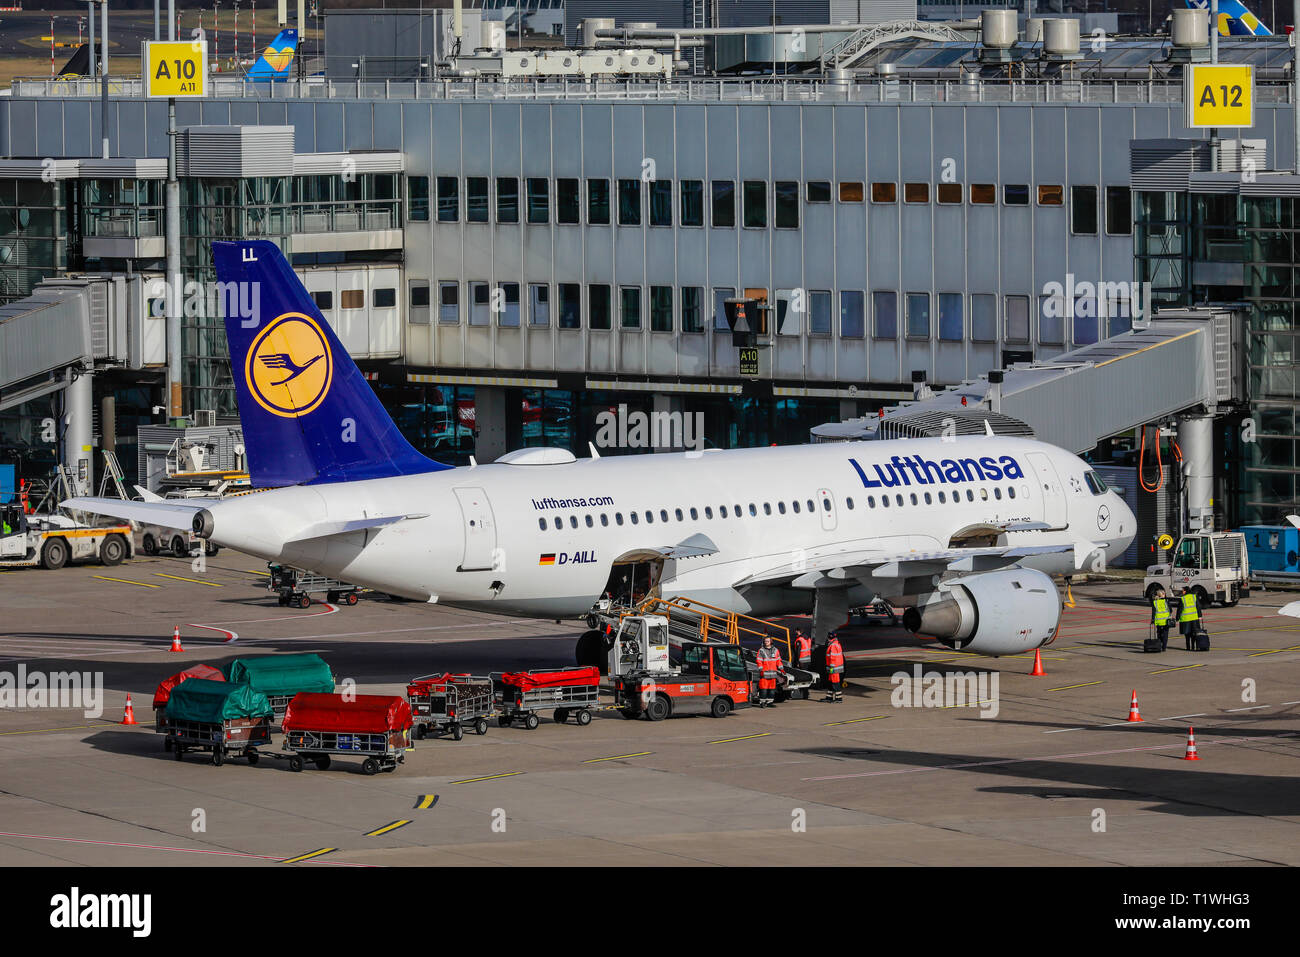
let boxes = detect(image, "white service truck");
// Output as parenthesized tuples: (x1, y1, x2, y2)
(0, 503, 134, 569)
(1143, 531, 1250, 607)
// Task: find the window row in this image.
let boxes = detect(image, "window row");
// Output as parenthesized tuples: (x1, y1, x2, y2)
(535, 484, 1022, 531)
(408, 176, 1133, 235)
(413, 282, 1136, 344)
(309, 287, 396, 311)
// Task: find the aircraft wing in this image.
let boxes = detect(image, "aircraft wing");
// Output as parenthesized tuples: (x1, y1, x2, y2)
(62, 496, 207, 531)
(736, 541, 1083, 590)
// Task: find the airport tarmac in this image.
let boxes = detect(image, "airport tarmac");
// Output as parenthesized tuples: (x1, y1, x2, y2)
(1, 551, 1298, 867)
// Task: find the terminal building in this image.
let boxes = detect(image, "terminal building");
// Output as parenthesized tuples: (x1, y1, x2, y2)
(1, 6, 1297, 535)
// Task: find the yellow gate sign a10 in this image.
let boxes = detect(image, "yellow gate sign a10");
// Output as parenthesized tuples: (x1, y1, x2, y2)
(143, 41, 207, 97)
(1184, 64, 1253, 129)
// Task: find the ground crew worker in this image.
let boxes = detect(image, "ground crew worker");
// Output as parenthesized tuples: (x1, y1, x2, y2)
(823, 632, 845, 703)
(794, 629, 812, 669)
(756, 636, 781, 707)
(1178, 586, 1203, 651)
(1150, 586, 1172, 652)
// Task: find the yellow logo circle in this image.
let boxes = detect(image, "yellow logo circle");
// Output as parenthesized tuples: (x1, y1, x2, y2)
(1157, 534, 1174, 551)
(244, 312, 333, 418)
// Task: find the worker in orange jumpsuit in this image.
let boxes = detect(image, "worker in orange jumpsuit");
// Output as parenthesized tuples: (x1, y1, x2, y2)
(756, 635, 781, 708)
(793, 629, 812, 670)
(823, 632, 845, 702)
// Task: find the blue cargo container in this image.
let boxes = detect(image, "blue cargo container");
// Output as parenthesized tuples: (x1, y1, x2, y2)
(1240, 525, 1300, 573)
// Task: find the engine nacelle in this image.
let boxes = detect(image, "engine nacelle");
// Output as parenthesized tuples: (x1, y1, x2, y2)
(902, 567, 1060, 656)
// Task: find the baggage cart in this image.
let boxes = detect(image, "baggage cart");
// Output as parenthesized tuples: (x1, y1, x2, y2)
(278, 693, 413, 774)
(153, 663, 225, 750)
(268, 563, 361, 608)
(224, 653, 335, 719)
(406, 673, 493, 741)
(163, 679, 274, 766)
(492, 666, 601, 730)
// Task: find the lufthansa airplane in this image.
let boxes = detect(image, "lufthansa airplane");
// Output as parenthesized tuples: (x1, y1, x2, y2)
(65, 241, 1136, 664)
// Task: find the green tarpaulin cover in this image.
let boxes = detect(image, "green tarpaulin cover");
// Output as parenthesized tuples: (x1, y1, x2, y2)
(165, 679, 273, 723)
(223, 653, 335, 696)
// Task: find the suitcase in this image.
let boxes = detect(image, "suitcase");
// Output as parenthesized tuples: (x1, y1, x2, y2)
(1142, 637, 1164, 653)
(1194, 630, 1210, 652)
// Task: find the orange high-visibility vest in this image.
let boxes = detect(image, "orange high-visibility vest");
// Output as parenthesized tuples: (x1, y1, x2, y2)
(795, 635, 812, 661)
(826, 642, 847, 681)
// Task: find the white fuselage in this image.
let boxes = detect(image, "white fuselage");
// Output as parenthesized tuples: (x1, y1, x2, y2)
(201, 436, 1135, 619)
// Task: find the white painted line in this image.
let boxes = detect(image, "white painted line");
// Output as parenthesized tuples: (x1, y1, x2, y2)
(1043, 720, 1150, 734)
(1225, 705, 1269, 712)
(1281, 701, 1300, 706)
(1162, 713, 1208, 720)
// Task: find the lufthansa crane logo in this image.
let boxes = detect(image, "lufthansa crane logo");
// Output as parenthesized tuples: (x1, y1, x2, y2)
(1097, 504, 1111, 531)
(245, 312, 333, 417)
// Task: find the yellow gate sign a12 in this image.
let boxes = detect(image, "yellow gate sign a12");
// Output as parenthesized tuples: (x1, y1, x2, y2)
(1184, 64, 1253, 129)
(143, 40, 207, 97)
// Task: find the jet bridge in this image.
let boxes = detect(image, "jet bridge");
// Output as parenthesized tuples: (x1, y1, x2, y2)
(813, 308, 1244, 536)
(815, 309, 1243, 455)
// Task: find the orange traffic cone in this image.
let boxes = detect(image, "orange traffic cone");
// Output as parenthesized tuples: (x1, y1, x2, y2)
(1029, 648, 1046, 676)
(1126, 689, 1143, 723)
(169, 626, 184, 653)
(121, 694, 138, 725)
(1183, 727, 1201, 760)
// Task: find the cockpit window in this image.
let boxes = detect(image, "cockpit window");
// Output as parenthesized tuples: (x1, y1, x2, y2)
(1084, 471, 1108, 495)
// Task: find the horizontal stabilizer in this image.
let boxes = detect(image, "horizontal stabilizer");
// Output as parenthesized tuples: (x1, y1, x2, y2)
(61, 496, 206, 532)
(284, 513, 429, 544)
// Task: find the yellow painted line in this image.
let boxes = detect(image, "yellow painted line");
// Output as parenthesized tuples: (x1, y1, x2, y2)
(92, 575, 160, 588)
(413, 794, 439, 810)
(154, 573, 223, 587)
(824, 714, 887, 727)
(1248, 650, 1287, 657)
(364, 819, 410, 837)
(0, 724, 101, 736)
(708, 732, 772, 744)
(582, 751, 651, 764)
(1150, 664, 1204, 674)
(451, 771, 523, 785)
(1094, 328, 1199, 367)
(1046, 681, 1105, 692)
(281, 847, 335, 864)
(244, 569, 269, 576)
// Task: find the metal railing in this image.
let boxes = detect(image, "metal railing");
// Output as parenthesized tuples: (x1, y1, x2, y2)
(12, 74, 1300, 106)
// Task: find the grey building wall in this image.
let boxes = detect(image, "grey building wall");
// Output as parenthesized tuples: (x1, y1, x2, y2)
(562, 0, 852, 45)
(2, 95, 1295, 390)
(323, 8, 484, 78)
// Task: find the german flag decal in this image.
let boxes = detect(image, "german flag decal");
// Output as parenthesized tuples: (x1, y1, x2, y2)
(538, 553, 556, 566)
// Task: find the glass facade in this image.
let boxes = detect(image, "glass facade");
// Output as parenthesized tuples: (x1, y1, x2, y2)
(1136, 189, 1300, 524)
(0, 179, 71, 304)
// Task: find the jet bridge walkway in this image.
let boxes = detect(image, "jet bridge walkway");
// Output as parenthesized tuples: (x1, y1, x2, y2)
(814, 309, 1244, 454)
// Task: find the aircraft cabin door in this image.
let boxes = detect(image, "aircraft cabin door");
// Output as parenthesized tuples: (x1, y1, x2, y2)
(817, 488, 837, 531)
(1026, 452, 1067, 529)
(453, 487, 498, 571)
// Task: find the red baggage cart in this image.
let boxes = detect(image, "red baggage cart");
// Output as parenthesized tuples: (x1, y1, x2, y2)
(492, 666, 601, 730)
(279, 693, 413, 774)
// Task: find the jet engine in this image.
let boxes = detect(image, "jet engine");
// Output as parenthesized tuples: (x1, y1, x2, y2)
(902, 567, 1060, 656)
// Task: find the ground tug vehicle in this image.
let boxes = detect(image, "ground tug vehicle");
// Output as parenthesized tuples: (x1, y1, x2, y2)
(0, 502, 133, 569)
(1144, 531, 1250, 607)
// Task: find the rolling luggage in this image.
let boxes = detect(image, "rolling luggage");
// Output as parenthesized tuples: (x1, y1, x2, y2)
(1194, 629, 1210, 652)
(1143, 637, 1163, 653)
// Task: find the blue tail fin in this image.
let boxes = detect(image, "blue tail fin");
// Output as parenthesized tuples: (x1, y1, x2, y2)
(1184, 0, 1272, 35)
(245, 28, 298, 81)
(212, 240, 451, 486)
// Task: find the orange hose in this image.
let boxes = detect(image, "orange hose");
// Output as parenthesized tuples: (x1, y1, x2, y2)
(1140, 425, 1165, 493)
